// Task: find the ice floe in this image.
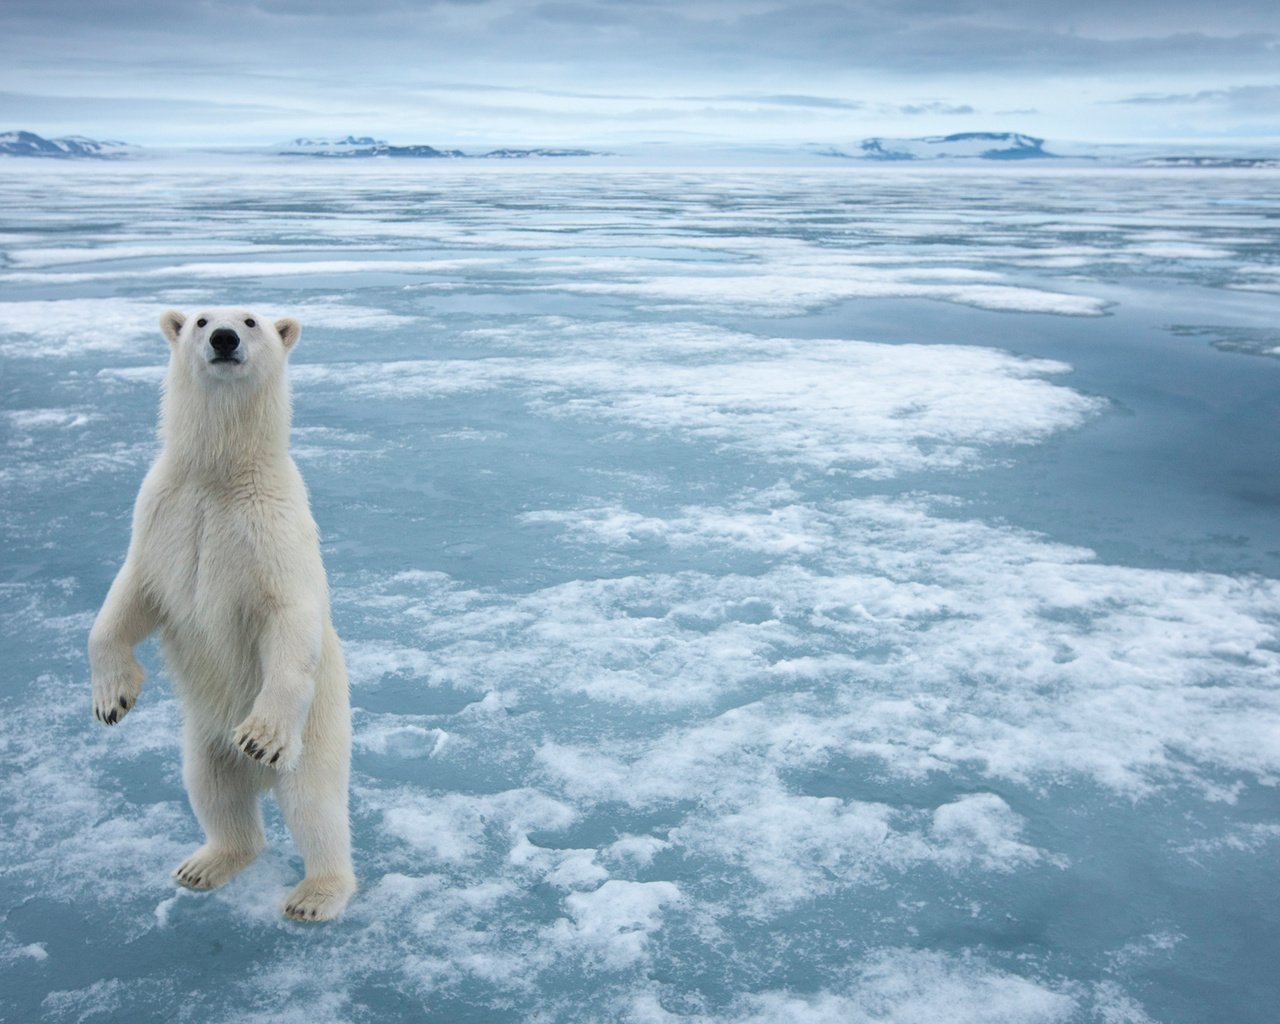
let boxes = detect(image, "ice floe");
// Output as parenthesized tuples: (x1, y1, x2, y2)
(3, 160, 1279, 1024)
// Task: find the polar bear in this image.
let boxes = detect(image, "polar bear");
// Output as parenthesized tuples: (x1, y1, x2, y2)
(88, 308, 355, 921)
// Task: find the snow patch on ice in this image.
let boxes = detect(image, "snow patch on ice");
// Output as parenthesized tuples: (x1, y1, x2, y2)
(627, 948, 1078, 1023)
(5, 409, 96, 430)
(549, 267, 1106, 316)
(377, 787, 577, 864)
(1, 939, 49, 962)
(3, 257, 499, 285)
(0, 297, 414, 358)
(0, 298, 163, 357)
(524, 494, 1280, 799)
(295, 322, 1103, 477)
(673, 788, 1054, 913)
(553, 880, 683, 969)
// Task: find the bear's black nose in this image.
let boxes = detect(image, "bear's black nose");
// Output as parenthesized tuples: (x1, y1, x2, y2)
(209, 328, 240, 358)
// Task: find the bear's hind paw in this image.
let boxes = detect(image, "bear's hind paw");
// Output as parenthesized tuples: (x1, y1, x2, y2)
(283, 874, 355, 922)
(173, 844, 259, 890)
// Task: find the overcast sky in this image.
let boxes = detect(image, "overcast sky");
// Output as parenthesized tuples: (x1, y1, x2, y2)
(2, 0, 1278, 147)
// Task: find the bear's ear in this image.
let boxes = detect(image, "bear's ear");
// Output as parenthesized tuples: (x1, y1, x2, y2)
(275, 317, 301, 350)
(160, 310, 186, 345)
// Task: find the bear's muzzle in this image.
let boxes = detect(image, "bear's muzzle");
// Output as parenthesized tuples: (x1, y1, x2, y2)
(209, 328, 242, 364)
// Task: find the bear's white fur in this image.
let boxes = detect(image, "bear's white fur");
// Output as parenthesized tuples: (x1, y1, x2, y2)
(89, 308, 355, 921)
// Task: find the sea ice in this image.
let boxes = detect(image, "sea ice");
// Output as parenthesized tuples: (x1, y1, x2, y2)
(2, 159, 1278, 1024)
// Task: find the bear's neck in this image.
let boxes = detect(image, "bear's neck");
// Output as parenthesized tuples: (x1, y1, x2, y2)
(159, 371, 293, 482)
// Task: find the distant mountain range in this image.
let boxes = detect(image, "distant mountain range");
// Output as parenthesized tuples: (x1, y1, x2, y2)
(1136, 155, 1280, 168)
(5, 129, 1278, 168)
(1, 130, 610, 161)
(829, 134, 1280, 166)
(280, 136, 608, 159)
(481, 147, 604, 159)
(0, 130, 137, 159)
(826, 132, 1056, 161)
(281, 136, 466, 158)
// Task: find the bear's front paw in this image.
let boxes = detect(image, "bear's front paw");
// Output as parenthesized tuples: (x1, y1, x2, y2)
(232, 713, 301, 771)
(91, 660, 143, 726)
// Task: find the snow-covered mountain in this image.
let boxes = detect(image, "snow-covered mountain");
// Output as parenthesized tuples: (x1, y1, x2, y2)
(282, 135, 383, 156)
(0, 131, 137, 159)
(1137, 155, 1280, 168)
(280, 137, 608, 159)
(480, 148, 608, 159)
(854, 132, 1056, 161)
(280, 136, 466, 158)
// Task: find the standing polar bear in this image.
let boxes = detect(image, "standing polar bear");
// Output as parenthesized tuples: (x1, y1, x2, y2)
(89, 309, 355, 921)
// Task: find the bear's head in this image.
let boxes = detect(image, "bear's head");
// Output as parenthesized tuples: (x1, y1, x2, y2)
(160, 308, 300, 389)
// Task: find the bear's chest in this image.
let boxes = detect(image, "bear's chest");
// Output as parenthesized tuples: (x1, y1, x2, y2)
(138, 482, 276, 627)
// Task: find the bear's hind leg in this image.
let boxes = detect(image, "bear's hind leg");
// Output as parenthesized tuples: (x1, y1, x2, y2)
(275, 766, 355, 921)
(174, 734, 266, 891)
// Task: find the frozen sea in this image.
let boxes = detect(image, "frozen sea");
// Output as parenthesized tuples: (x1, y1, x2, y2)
(2, 158, 1279, 1023)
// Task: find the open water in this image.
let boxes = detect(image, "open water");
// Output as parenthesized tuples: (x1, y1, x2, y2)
(1, 158, 1278, 1023)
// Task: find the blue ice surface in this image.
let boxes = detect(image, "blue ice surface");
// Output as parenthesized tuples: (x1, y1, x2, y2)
(1, 158, 1279, 1023)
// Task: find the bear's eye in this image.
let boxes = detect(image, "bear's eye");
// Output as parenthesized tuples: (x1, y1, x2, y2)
(196, 318, 207, 328)
(244, 318, 256, 328)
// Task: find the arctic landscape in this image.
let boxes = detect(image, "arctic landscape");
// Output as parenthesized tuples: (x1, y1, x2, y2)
(2, 153, 1279, 1023)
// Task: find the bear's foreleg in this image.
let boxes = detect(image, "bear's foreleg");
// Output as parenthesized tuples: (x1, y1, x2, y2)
(89, 560, 155, 725)
(233, 601, 320, 771)
(174, 726, 267, 890)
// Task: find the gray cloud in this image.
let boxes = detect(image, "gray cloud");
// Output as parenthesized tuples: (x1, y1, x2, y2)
(898, 102, 975, 115)
(4, 0, 1278, 77)
(681, 94, 865, 110)
(530, 1, 633, 27)
(1114, 85, 1280, 114)
(3, 0, 1279, 143)
(0, 89, 317, 145)
(0, 90, 305, 120)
